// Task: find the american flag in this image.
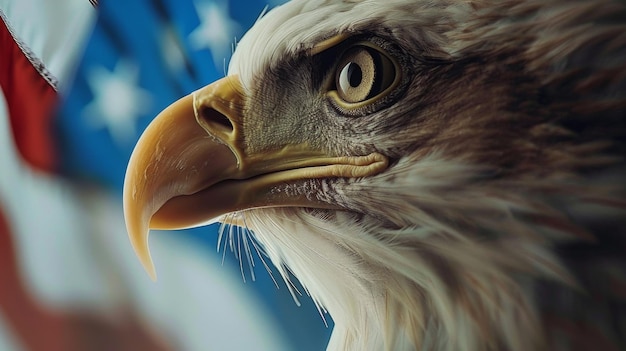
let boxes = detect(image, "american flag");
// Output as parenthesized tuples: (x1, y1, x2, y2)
(0, 0, 332, 349)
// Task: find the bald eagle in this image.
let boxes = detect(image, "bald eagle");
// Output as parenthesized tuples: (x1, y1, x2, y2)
(123, 0, 626, 350)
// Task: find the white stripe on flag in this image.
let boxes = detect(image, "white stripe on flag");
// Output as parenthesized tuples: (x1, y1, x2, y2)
(0, 0, 96, 91)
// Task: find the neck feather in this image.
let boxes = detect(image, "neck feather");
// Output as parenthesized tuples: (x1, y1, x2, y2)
(243, 208, 552, 351)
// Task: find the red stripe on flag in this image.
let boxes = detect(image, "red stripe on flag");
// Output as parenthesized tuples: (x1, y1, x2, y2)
(0, 15, 58, 173)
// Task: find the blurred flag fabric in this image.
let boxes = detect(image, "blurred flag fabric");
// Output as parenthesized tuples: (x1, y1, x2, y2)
(0, 0, 332, 350)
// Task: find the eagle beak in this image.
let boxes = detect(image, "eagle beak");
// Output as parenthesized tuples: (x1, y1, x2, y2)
(123, 75, 388, 280)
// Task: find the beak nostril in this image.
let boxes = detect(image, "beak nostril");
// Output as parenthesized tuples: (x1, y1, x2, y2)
(198, 106, 234, 134)
(193, 76, 243, 139)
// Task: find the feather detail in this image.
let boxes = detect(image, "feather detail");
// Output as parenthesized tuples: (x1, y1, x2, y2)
(240, 151, 625, 350)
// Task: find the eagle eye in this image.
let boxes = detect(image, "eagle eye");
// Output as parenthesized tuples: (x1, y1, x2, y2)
(330, 43, 399, 109)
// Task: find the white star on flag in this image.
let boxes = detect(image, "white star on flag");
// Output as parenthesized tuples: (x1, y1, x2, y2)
(189, 0, 240, 69)
(161, 24, 187, 72)
(82, 59, 152, 146)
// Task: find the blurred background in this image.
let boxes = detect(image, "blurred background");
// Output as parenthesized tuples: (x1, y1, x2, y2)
(0, 0, 333, 350)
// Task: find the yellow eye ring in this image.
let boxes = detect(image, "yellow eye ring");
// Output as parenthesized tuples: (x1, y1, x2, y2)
(328, 42, 401, 110)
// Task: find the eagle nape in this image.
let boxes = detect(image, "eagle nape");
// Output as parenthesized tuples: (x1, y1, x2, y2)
(123, 0, 626, 350)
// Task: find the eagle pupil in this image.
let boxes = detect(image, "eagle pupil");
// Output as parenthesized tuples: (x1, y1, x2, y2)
(347, 62, 362, 87)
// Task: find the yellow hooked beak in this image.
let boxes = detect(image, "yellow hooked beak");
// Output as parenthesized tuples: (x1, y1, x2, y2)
(123, 75, 388, 280)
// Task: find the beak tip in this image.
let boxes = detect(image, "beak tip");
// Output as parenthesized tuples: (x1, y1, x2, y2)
(146, 264, 158, 282)
(129, 228, 158, 281)
(124, 207, 159, 281)
(132, 234, 158, 281)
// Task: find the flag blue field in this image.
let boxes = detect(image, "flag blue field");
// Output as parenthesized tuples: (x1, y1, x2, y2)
(58, 0, 273, 189)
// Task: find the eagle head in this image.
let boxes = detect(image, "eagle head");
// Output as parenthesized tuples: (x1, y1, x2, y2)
(123, 0, 626, 350)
